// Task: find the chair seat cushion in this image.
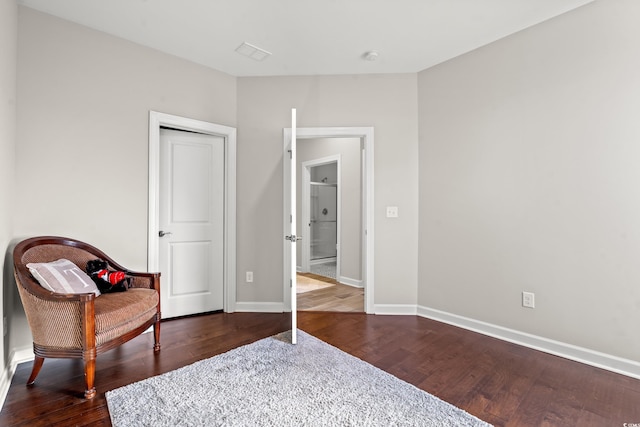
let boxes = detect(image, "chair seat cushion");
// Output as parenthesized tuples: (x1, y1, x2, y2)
(95, 288, 159, 346)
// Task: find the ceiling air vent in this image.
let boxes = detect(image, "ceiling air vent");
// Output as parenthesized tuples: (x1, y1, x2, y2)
(235, 42, 272, 61)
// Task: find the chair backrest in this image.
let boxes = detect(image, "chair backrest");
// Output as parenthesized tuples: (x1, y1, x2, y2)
(14, 236, 111, 298)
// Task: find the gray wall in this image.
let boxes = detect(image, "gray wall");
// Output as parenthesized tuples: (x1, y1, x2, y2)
(297, 137, 362, 283)
(12, 7, 420, 327)
(236, 75, 420, 306)
(418, 0, 640, 362)
(7, 0, 638, 380)
(0, 0, 18, 374)
(8, 7, 237, 353)
(15, 7, 237, 271)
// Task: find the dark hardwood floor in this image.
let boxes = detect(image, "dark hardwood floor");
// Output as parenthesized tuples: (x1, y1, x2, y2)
(1, 311, 639, 426)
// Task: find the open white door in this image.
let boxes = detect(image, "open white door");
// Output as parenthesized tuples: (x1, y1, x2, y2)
(284, 109, 298, 344)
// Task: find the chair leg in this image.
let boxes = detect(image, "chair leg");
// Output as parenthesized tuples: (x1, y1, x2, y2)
(26, 356, 45, 385)
(84, 358, 96, 399)
(153, 319, 161, 352)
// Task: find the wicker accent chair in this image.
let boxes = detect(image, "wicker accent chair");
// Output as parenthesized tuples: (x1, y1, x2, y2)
(13, 236, 161, 399)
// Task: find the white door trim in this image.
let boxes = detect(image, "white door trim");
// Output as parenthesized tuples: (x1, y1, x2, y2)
(283, 127, 374, 314)
(148, 111, 237, 313)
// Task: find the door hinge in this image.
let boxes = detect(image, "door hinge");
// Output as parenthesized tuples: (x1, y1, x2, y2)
(288, 149, 292, 159)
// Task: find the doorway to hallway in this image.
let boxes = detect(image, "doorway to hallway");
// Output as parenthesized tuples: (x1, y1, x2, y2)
(283, 126, 374, 316)
(296, 138, 364, 313)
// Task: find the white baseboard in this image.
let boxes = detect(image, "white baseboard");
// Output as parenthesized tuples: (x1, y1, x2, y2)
(374, 304, 418, 315)
(417, 305, 640, 380)
(9, 347, 33, 366)
(0, 346, 33, 411)
(234, 302, 285, 313)
(310, 257, 336, 266)
(0, 368, 10, 412)
(338, 276, 363, 288)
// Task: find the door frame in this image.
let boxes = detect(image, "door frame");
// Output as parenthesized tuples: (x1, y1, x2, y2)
(301, 156, 341, 278)
(283, 127, 374, 314)
(148, 111, 237, 313)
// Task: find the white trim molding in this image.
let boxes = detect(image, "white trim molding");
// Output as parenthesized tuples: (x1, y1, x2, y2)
(418, 305, 640, 380)
(374, 304, 418, 316)
(234, 302, 285, 313)
(338, 276, 363, 288)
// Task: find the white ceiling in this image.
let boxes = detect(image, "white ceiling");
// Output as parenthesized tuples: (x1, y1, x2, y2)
(18, 0, 593, 77)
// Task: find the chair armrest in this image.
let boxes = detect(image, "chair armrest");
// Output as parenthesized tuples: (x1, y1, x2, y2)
(125, 271, 161, 292)
(95, 253, 160, 292)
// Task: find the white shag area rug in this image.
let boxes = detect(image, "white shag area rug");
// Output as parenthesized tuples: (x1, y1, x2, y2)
(106, 330, 491, 427)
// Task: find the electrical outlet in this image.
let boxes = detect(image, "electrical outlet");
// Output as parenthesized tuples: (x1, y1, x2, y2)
(386, 206, 398, 218)
(522, 291, 535, 308)
(246, 271, 254, 283)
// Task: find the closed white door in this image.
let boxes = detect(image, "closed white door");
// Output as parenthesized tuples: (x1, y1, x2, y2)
(159, 128, 225, 318)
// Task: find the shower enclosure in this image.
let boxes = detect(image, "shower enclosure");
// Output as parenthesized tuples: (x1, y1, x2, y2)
(310, 182, 337, 262)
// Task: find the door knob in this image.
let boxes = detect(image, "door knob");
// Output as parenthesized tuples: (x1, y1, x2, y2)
(159, 230, 172, 237)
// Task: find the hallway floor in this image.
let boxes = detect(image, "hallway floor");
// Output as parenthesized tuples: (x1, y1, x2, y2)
(296, 272, 363, 312)
(309, 260, 336, 279)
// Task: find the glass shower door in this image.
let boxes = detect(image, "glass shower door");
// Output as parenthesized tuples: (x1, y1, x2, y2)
(310, 183, 337, 261)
